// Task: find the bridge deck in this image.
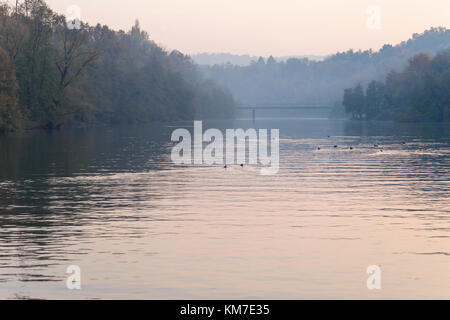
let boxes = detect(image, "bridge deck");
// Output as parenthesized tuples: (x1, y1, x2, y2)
(237, 105, 333, 110)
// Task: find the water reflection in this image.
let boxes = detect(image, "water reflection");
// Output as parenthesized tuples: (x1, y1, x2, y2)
(0, 119, 449, 299)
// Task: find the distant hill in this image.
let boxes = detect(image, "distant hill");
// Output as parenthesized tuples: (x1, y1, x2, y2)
(200, 27, 450, 106)
(192, 53, 325, 66)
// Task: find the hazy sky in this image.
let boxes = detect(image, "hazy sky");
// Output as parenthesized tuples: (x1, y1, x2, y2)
(16, 0, 450, 56)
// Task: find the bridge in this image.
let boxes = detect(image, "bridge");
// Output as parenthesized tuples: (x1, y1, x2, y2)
(237, 104, 333, 121)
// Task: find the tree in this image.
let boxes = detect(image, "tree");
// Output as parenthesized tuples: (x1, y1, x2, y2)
(343, 49, 450, 122)
(365, 80, 385, 119)
(52, 20, 99, 125)
(0, 3, 29, 62)
(267, 55, 276, 66)
(352, 83, 365, 119)
(0, 0, 236, 132)
(343, 88, 355, 118)
(0, 48, 21, 132)
(13, 0, 59, 128)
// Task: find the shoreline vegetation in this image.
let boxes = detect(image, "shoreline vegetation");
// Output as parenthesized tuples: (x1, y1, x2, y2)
(1, 1, 449, 136)
(343, 50, 450, 122)
(200, 27, 450, 123)
(0, 0, 236, 134)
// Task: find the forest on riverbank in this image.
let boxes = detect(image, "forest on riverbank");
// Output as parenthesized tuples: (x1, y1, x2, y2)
(201, 27, 450, 111)
(343, 49, 450, 122)
(0, 0, 236, 133)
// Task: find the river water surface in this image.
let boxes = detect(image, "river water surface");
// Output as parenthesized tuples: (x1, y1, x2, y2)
(0, 119, 449, 299)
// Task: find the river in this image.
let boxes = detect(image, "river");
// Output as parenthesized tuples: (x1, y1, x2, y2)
(0, 118, 449, 299)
